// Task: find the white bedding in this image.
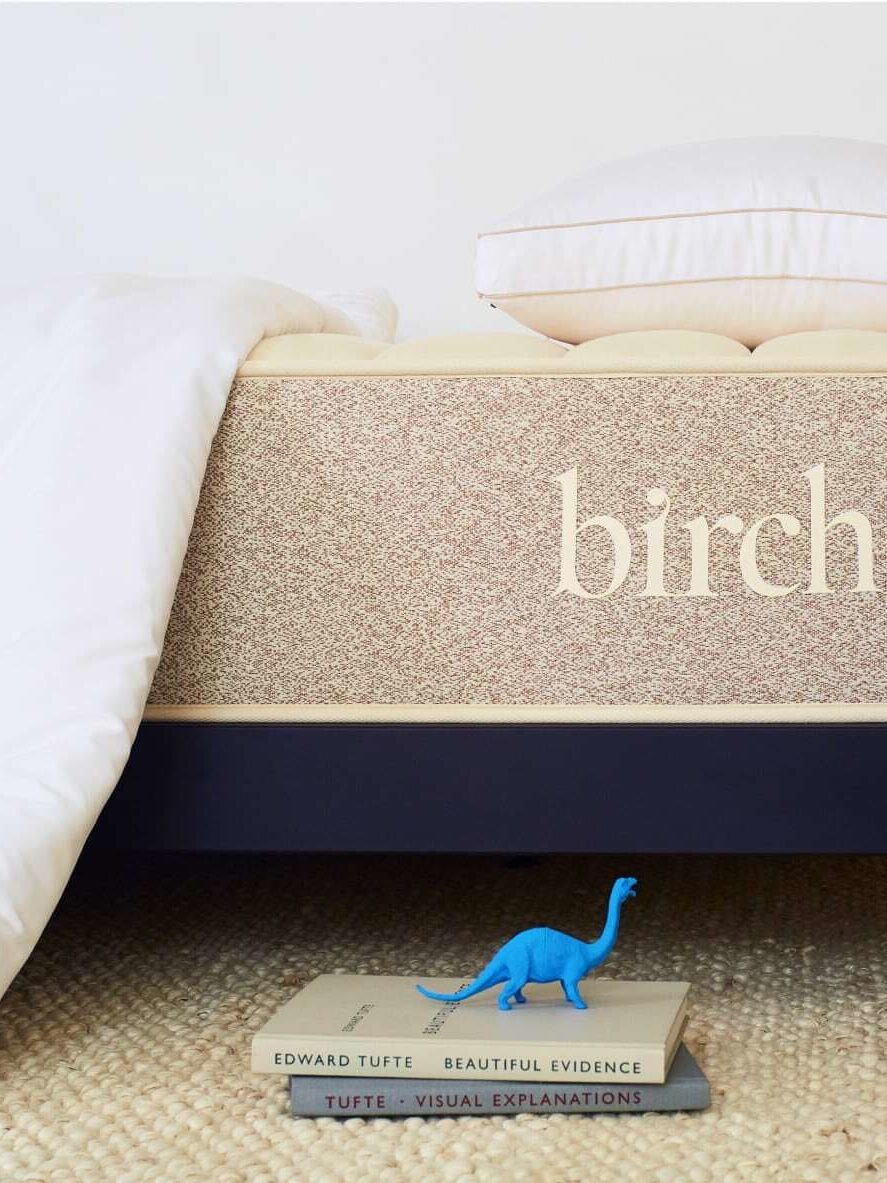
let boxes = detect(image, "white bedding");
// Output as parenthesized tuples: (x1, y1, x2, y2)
(0, 275, 322, 1000)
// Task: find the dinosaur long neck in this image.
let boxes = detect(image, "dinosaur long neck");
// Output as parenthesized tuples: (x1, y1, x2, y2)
(586, 888, 623, 964)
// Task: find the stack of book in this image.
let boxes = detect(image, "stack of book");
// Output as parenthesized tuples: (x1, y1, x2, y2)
(252, 975, 710, 1117)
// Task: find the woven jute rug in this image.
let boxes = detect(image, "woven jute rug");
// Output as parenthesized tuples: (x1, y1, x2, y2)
(0, 851, 884, 1182)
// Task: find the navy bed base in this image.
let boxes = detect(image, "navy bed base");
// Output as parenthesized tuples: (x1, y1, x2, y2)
(88, 722, 887, 853)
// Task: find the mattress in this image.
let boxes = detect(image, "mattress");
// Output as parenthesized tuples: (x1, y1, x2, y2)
(147, 329, 887, 723)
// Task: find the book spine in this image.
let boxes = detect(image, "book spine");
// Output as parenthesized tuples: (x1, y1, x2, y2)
(290, 1075, 710, 1118)
(252, 1036, 665, 1083)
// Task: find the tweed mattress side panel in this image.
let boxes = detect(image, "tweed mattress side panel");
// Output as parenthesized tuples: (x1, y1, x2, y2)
(148, 374, 887, 708)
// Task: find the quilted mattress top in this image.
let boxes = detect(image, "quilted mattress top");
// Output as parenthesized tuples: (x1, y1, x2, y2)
(239, 329, 887, 376)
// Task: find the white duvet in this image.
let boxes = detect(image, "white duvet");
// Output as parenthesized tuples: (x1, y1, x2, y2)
(0, 275, 324, 1001)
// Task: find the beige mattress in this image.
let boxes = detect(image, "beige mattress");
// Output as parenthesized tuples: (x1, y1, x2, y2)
(147, 329, 887, 722)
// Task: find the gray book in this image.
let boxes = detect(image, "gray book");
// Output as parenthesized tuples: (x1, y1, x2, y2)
(290, 1043, 709, 1118)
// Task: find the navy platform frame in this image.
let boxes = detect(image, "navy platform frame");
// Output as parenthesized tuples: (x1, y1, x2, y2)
(90, 721, 887, 853)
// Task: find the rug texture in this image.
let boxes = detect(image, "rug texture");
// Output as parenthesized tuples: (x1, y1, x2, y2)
(0, 852, 884, 1182)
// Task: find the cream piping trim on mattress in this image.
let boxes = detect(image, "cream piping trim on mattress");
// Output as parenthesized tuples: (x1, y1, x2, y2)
(142, 703, 887, 724)
(236, 368, 887, 379)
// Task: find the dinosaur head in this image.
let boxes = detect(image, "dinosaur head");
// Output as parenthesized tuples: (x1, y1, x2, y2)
(613, 876, 638, 904)
(584, 876, 639, 965)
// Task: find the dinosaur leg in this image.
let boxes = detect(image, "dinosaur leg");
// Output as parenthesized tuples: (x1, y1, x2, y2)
(513, 988, 527, 1004)
(563, 980, 587, 1010)
(498, 979, 526, 1011)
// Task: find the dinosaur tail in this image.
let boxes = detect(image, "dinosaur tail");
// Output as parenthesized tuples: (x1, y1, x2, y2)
(415, 963, 503, 1004)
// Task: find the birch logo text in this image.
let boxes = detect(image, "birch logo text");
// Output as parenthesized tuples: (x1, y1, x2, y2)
(554, 464, 878, 599)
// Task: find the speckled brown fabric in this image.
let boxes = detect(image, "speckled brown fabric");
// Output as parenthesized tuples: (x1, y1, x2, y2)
(149, 375, 887, 707)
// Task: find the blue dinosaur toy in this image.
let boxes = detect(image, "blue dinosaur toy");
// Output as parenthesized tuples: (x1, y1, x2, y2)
(416, 876, 637, 1011)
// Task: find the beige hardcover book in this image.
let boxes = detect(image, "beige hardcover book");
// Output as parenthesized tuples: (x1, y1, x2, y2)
(251, 975, 690, 1083)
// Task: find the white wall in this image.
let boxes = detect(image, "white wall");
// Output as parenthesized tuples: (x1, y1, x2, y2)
(3, 2, 887, 339)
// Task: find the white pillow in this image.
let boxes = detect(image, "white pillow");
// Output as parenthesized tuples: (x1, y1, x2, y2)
(476, 136, 887, 347)
(308, 288, 399, 342)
